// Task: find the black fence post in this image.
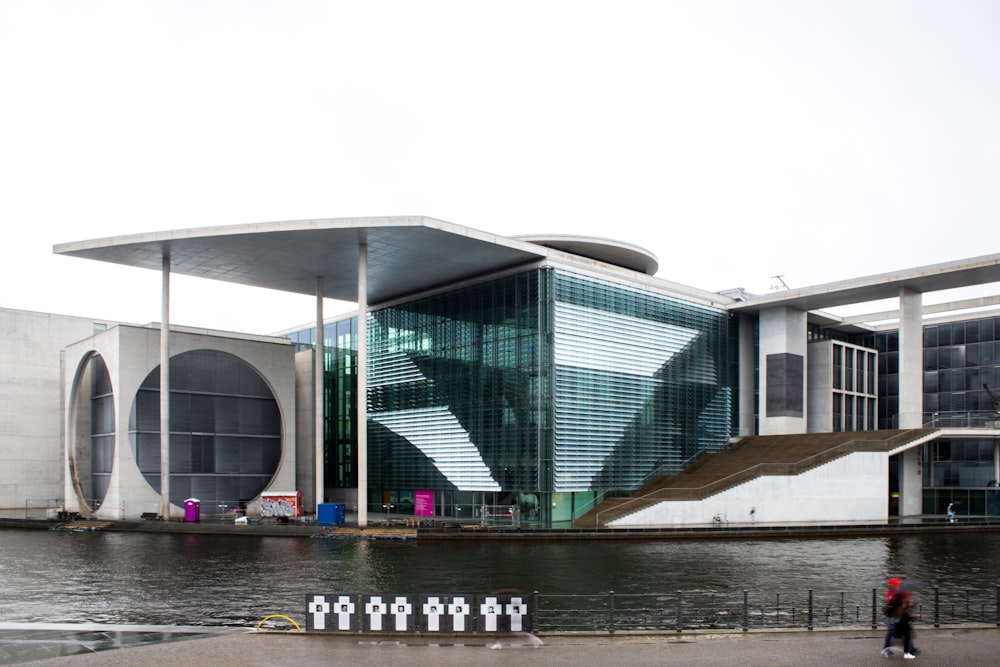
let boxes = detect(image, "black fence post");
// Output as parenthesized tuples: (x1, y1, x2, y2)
(532, 590, 539, 634)
(742, 590, 749, 632)
(871, 588, 878, 629)
(676, 590, 683, 633)
(608, 590, 615, 634)
(995, 585, 999, 627)
(934, 587, 940, 628)
(807, 589, 814, 630)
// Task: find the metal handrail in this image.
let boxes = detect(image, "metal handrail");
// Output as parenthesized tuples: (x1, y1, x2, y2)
(593, 446, 730, 526)
(923, 411, 1000, 429)
(596, 430, 939, 526)
(528, 585, 1000, 634)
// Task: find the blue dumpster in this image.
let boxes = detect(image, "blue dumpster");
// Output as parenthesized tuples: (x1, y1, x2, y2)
(183, 498, 201, 522)
(317, 502, 346, 525)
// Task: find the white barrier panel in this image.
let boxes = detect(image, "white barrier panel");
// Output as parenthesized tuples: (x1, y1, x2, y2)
(305, 593, 529, 633)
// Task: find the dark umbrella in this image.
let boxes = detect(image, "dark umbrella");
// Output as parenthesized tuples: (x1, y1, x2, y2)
(897, 580, 925, 594)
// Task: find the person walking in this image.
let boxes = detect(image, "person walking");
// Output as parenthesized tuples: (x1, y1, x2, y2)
(882, 578, 919, 659)
(947, 501, 958, 523)
(882, 579, 903, 657)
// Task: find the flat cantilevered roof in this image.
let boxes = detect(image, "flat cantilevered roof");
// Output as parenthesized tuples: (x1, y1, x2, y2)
(54, 216, 551, 305)
(728, 253, 1000, 313)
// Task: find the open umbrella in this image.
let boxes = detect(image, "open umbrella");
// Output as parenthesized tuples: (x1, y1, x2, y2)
(897, 579, 925, 594)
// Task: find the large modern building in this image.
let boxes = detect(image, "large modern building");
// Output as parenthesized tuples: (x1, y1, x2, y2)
(2, 217, 998, 528)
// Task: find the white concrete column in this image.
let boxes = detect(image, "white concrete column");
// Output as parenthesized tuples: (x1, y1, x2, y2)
(357, 243, 368, 528)
(898, 447, 923, 516)
(898, 287, 923, 429)
(757, 306, 808, 435)
(806, 340, 833, 433)
(995, 441, 999, 486)
(738, 315, 756, 436)
(160, 255, 171, 519)
(315, 277, 325, 515)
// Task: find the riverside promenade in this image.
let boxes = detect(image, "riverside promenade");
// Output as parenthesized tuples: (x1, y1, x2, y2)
(5, 513, 1000, 541)
(21, 626, 1000, 666)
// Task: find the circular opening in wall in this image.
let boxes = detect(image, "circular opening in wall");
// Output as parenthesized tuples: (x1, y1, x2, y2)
(129, 349, 282, 510)
(73, 353, 114, 511)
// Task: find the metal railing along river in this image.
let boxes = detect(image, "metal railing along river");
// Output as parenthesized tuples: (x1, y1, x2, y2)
(527, 587, 1000, 634)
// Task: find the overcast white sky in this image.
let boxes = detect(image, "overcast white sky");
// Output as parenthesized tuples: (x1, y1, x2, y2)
(2, 1, 998, 335)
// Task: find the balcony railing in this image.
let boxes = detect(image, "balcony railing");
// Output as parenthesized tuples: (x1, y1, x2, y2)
(923, 411, 1000, 429)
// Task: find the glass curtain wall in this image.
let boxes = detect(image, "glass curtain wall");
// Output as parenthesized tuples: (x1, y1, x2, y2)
(855, 315, 1000, 516)
(552, 272, 736, 497)
(922, 316, 1000, 423)
(366, 270, 550, 523)
(296, 269, 737, 527)
(858, 316, 1000, 428)
(829, 342, 877, 432)
(855, 330, 899, 430)
(288, 319, 359, 492)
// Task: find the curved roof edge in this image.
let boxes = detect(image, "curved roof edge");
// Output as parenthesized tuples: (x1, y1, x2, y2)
(512, 234, 659, 275)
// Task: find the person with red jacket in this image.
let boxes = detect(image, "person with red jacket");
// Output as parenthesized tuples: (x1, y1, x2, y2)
(882, 578, 918, 659)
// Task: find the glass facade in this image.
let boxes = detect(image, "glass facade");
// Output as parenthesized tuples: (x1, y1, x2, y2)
(856, 315, 1000, 428)
(292, 267, 737, 526)
(855, 330, 900, 430)
(287, 319, 359, 491)
(128, 350, 282, 510)
(366, 270, 548, 519)
(551, 272, 735, 491)
(922, 317, 1000, 418)
(88, 355, 114, 509)
(853, 314, 1000, 516)
(829, 341, 877, 432)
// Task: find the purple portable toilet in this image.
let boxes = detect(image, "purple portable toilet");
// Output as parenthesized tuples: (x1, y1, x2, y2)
(183, 498, 201, 522)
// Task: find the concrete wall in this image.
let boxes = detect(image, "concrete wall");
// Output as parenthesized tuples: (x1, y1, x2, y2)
(737, 314, 757, 437)
(758, 306, 808, 435)
(0, 308, 116, 510)
(294, 348, 317, 511)
(807, 340, 833, 433)
(608, 451, 889, 527)
(62, 324, 297, 519)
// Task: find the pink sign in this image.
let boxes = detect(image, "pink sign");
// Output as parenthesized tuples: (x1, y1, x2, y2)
(414, 489, 434, 517)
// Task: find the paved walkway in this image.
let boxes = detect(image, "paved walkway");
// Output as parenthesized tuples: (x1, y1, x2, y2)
(20, 626, 1000, 666)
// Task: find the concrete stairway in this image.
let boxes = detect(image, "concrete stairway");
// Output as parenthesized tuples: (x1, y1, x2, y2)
(574, 429, 938, 528)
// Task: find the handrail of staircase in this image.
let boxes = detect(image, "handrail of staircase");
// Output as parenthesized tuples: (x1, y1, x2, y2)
(595, 429, 939, 527)
(571, 489, 607, 519)
(591, 446, 731, 526)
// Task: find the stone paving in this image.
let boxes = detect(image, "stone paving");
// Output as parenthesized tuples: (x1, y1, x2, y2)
(12, 626, 1000, 667)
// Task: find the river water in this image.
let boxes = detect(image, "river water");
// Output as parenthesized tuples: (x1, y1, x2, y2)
(2, 529, 999, 626)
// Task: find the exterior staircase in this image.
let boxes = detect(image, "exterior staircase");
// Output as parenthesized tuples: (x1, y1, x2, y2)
(574, 429, 939, 528)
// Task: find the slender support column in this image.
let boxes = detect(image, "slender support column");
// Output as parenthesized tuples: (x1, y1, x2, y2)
(357, 243, 368, 528)
(898, 287, 923, 429)
(160, 256, 171, 519)
(738, 314, 756, 436)
(897, 287, 924, 517)
(315, 277, 325, 515)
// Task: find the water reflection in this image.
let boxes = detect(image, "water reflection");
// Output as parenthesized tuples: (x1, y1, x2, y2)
(1, 529, 998, 626)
